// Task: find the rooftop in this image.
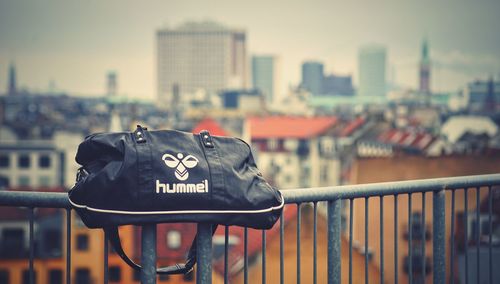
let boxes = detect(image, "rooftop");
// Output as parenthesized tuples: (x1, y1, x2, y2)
(192, 117, 229, 136)
(248, 116, 337, 139)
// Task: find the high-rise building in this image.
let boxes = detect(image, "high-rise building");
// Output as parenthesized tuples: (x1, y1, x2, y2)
(358, 45, 387, 97)
(156, 21, 247, 104)
(419, 38, 431, 95)
(7, 63, 17, 96)
(252, 55, 278, 103)
(301, 61, 324, 95)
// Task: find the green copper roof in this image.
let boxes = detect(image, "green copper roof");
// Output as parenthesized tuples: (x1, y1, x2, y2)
(309, 95, 388, 107)
(422, 38, 429, 62)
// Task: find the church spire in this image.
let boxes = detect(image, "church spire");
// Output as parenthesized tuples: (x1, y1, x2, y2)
(8, 62, 17, 95)
(421, 38, 429, 63)
(419, 38, 431, 96)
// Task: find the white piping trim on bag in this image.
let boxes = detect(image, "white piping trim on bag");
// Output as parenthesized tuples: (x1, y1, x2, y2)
(68, 195, 285, 215)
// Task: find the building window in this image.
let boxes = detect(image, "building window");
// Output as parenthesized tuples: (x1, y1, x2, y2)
(0, 176, 9, 189)
(321, 165, 329, 183)
(320, 137, 335, 154)
(167, 230, 181, 249)
(109, 266, 121, 282)
(75, 268, 90, 284)
(76, 234, 89, 251)
(39, 176, 51, 187)
(267, 139, 278, 151)
(48, 269, 62, 284)
(2, 228, 24, 256)
(18, 176, 30, 187)
(44, 229, 62, 256)
(0, 155, 9, 168)
(22, 269, 37, 284)
(0, 269, 9, 284)
(283, 139, 298, 151)
(39, 155, 51, 168)
(297, 139, 310, 156)
(405, 212, 431, 241)
(18, 155, 31, 168)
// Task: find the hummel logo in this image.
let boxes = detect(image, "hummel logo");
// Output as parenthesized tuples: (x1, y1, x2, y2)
(157, 152, 207, 194)
(162, 153, 199, 181)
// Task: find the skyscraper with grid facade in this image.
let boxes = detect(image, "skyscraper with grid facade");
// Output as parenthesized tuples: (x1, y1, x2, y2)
(156, 21, 247, 104)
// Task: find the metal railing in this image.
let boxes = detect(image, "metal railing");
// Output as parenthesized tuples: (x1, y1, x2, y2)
(0, 173, 499, 284)
(281, 174, 500, 284)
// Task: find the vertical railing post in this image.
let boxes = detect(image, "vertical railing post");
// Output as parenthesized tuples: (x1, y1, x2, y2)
(328, 198, 342, 284)
(196, 223, 213, 284)
(29, 208, 35, 284)
(104, 230, 109, 284)
(433, 189, 445, 284)
(66, 209, 71, 284)
(141, 224, 157, 284)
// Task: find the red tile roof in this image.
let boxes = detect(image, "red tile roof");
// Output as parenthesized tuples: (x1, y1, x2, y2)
(192, 118, 228, 136)
(378, 129, 435, 150)
(340, 117, 365, 137)
(249, 116, 337, 139)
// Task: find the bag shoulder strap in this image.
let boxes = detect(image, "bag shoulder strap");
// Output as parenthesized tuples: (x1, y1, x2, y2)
(104, 225, 217, 275)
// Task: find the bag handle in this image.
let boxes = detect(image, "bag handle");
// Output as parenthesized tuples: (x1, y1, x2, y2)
(134, 125, 153, 195)
(104, 225, 218, 275)
(199, 130, 226, 194)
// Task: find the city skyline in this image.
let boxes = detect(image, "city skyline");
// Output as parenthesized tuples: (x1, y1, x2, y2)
(1, 0, 500, 100)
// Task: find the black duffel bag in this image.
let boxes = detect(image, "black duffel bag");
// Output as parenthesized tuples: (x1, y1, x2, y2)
(68, 125, 284, 274)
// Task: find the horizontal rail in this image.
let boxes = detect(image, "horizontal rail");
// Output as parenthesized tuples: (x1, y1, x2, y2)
(0, 191, 70, 208)
(281, 174, 500, 203)
(0, 174, 499, 284)
(1, 174, 499, 208)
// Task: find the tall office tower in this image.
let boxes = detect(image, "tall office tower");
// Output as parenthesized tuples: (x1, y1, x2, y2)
(419, 38, 431, 94)
(358, 45, 387, 97)
(301, 61, 324, 95)
(157, 21, 247, 104)
(107, 71, 117, 97)
(7, 63, 17, 96)
(252, 55, 278, 103)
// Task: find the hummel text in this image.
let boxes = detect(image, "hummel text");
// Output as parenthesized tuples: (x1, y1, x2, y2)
(155, 179, 209, 194)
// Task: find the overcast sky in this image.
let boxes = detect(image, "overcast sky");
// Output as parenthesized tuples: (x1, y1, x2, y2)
(1, 0, 499, 100)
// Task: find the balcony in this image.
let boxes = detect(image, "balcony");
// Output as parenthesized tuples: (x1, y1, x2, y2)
(0, 174, 499, 284)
